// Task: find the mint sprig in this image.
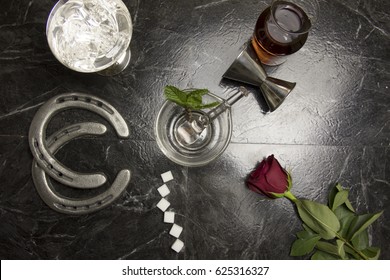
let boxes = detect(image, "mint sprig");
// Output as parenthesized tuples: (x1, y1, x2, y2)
(164, 86, 220, 110)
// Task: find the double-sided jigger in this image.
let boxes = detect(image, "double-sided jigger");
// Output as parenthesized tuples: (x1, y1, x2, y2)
(29, 93, 131, 214)
(223, 43, 296, 111)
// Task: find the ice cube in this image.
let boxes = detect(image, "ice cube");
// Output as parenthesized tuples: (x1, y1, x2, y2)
(169, 224, 183, 238)
(157, 184, 170, 197)
(164, 211, 175, 223)
(171, 239, 184, 253)
(161, 171, 173, 182)
(156, 198, 170, 212)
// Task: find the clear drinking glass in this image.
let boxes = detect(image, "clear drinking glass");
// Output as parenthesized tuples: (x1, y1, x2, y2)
(251, 0, 319, 66)
(46, 0, 133, 75)
(155, 92, 233, 167)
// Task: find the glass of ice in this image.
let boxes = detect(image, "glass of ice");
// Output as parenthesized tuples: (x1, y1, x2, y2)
(46, 0, 133, 75)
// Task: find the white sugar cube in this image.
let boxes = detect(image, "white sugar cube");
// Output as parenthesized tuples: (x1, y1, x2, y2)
(156, 198, 170, 212)
(157, 184, 170, 197)
(161, 171, 173, 182)
(171, 239, 184, 253)
(164, 211, 175, 223)
(169, 224, 183, 238)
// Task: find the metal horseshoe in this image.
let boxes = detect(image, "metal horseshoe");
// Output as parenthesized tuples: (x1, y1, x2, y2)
(32, 122, 131, 214)
(29, 93, 130, 189)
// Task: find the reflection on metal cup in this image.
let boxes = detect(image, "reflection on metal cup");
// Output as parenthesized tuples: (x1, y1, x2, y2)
(223, 43, 296, 111)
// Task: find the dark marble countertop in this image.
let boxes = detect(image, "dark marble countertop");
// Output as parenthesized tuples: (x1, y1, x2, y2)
(0, 0, 389, 259)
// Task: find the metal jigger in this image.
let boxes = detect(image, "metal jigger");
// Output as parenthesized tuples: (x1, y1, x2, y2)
(223, 43, 296, 111)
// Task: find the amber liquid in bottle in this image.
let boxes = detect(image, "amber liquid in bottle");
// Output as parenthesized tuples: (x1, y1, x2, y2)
(252, 1, 311, 65)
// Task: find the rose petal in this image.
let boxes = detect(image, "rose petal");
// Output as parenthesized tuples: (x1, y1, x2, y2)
(264, 157, 288, 194)
(250, 159, 266, 179)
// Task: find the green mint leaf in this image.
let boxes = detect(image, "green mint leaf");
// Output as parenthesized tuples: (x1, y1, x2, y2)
(296, 200, 340, 240)
(186, 89, 207, 106)
(347, 211, 383, 241)
(164, 86, 189, 108)
(164, 86, 219, 110)
(187, 88, 209, 97)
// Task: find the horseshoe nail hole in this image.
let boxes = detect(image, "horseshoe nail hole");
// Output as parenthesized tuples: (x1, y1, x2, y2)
(86, 97, 92, 103)
(73, 96, 78, 101)
(48, 164, 53, 169)
(39, 154, 44, 159)
(57, 98, 65, 103)
(58, 172, 63, 177)
(34, 141, 39, 148)
(97, 101, 103, 107)
(53, 137, 58, 142)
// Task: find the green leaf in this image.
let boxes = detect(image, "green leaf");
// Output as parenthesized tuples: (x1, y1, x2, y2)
(311, 250, 341, 260)
(332, 190, 349, 211)
(187, 93, 203, 105)
(344, 246, 364, 260)
(164, 86, 219, 110)
(296, 200, 340, 240)
(338, 215, 355, 239)
(297, 230, 313, 239)
(347, 211, 383, 241)
(328, 183, 341, 208)
(164, 86, 188, 107)
(290, 235, 321, 256)
(287, 172, 292, 191)
(334, 205, 355, 238)
(316, 241, 339, 256)
(329, 183, 355, 212)
(302, 223, 315, 234)
(186, 89, 208, 107)
(186, 88, 209, 96)
(361, 247, 380, 260)
(351, 229, 369, 250)
(336, 239, 346, 259)
(345, 199, 355, 212)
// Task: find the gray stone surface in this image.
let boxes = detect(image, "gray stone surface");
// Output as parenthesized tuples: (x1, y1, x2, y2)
(0, 0, 389, 259)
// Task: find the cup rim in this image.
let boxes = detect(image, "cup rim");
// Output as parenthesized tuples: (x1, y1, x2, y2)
(269, 0, 318, 35)
(154, 92, 232, 167)
(45, 0, 133, 73)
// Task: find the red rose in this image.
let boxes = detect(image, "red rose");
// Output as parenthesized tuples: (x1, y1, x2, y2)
(246, 155, 290, 198)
